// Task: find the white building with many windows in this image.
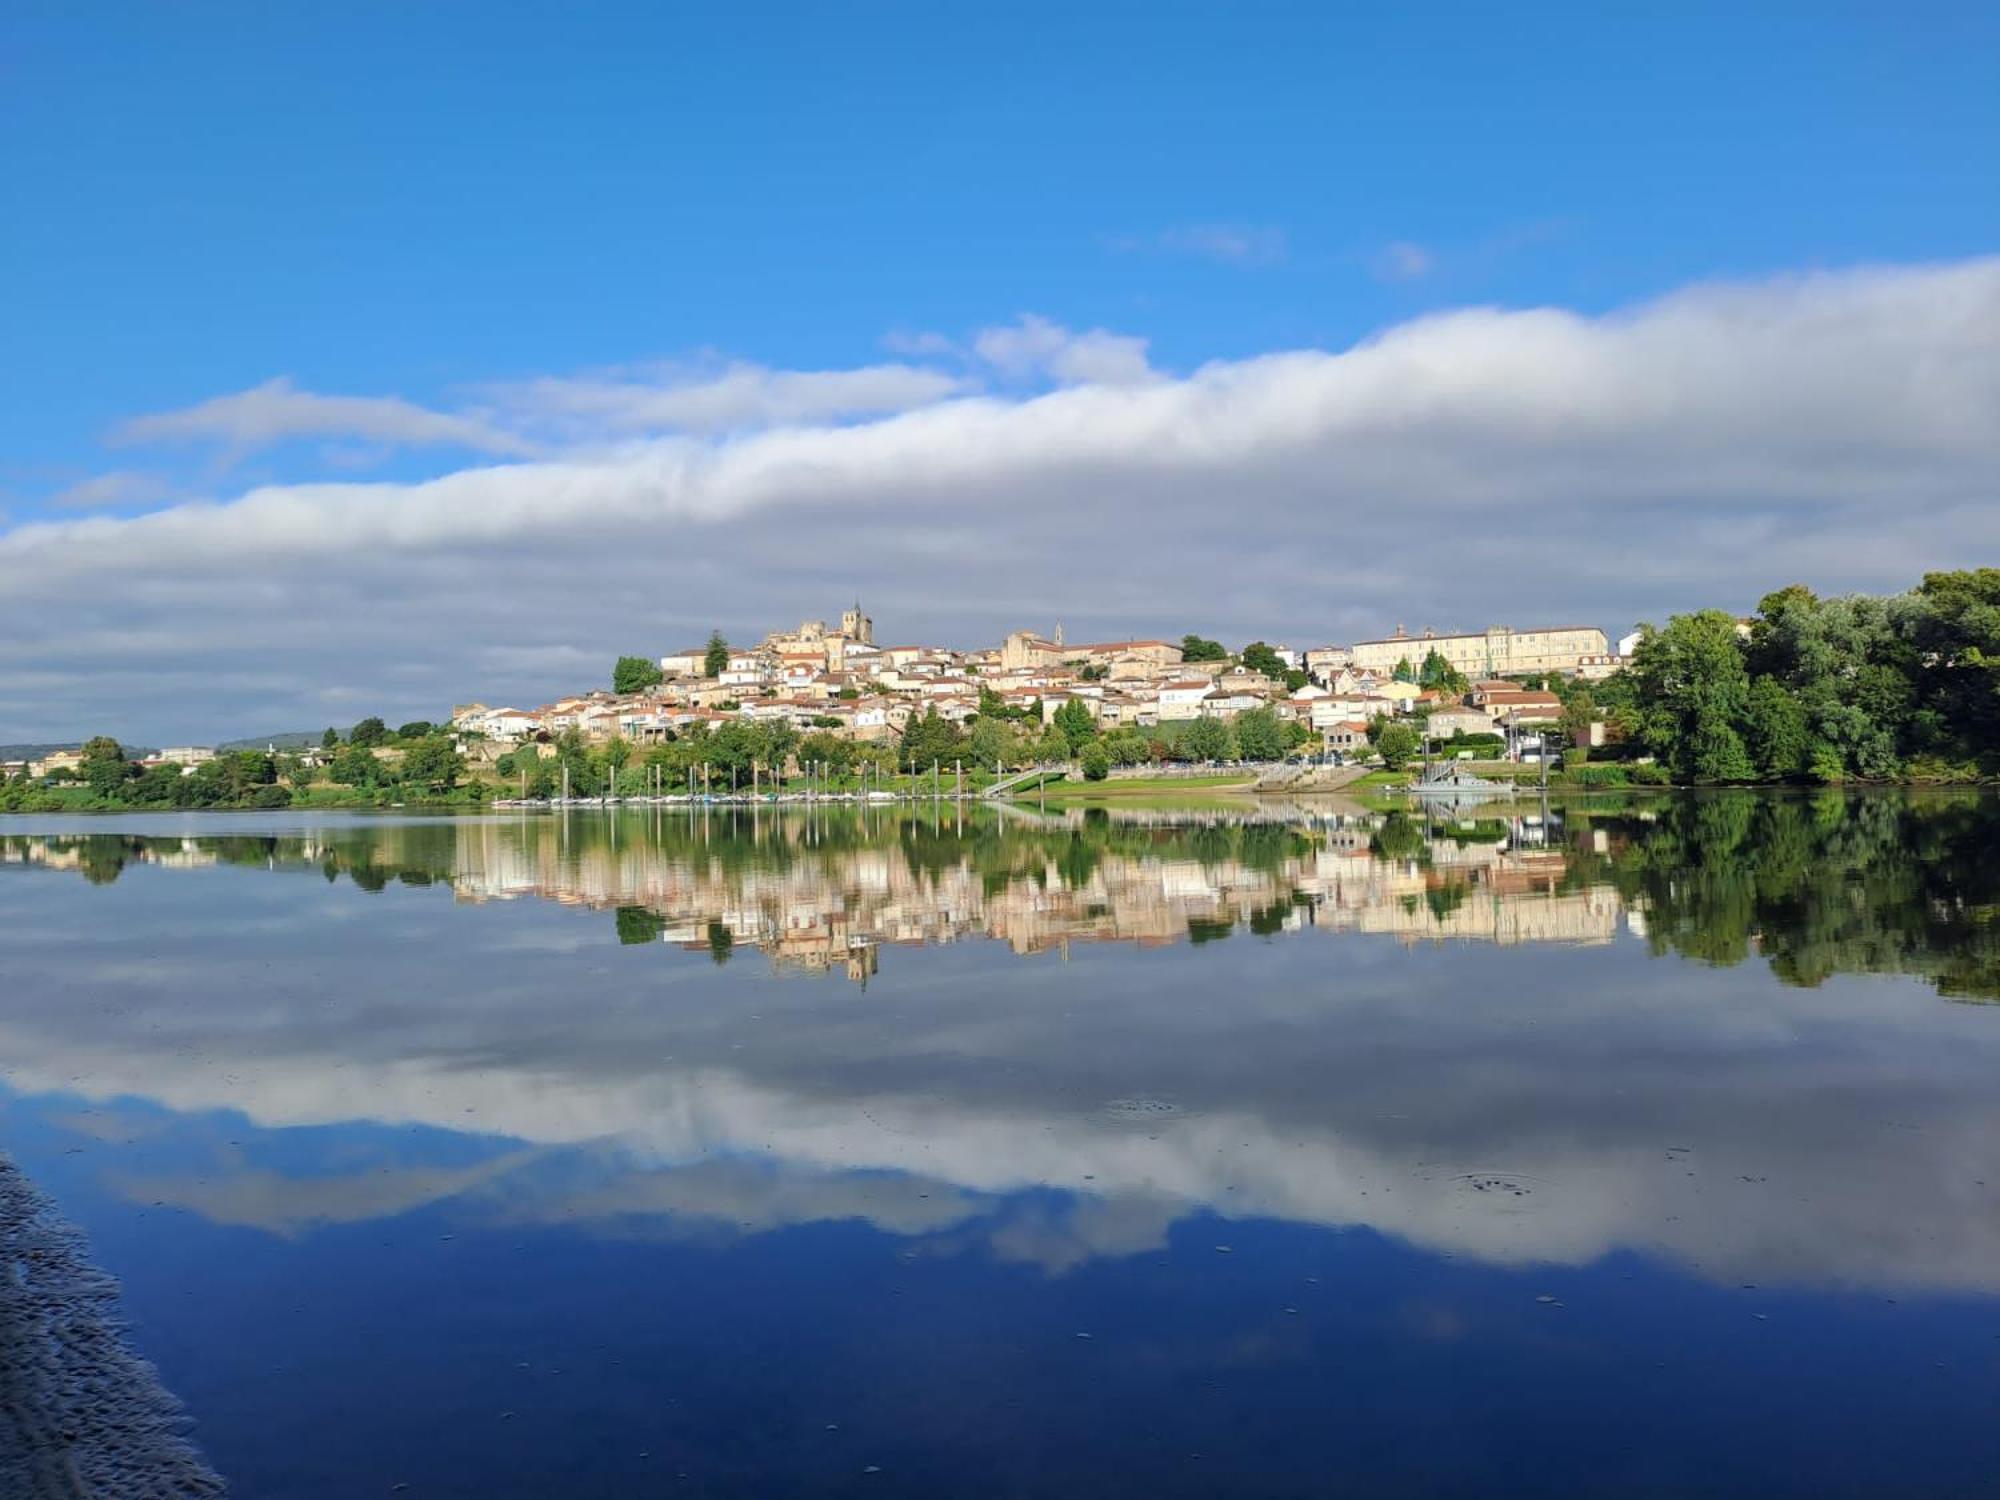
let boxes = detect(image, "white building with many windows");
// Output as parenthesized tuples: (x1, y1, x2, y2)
(1349, 625, 1609, 679)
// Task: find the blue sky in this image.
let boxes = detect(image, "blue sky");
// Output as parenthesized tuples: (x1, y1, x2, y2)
(3, 3, 1998, 739)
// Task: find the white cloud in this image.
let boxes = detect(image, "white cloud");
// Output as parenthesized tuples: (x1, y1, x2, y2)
(1108, 223, 1289, 267)
(2, 257, 1997, 740)
(1372, 240, 1437, 282)
(880, 329, 962, 359)
(972, 314, 1157, 386)
(489, 360, 967, 436)
(110, 376, 537, 462)
(46, 469, 175, 510)
(1157, 222, 1288, 266)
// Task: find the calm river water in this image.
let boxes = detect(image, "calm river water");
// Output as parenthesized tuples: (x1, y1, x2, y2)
(2, 793, 1998, 1496)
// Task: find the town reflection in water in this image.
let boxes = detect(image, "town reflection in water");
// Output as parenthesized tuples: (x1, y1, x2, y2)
(2, 793, 1998, 1497)
(11, 790, 2000, 996)
(4, 803, 1629, 973)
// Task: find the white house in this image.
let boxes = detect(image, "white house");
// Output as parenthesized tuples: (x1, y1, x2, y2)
(463, 707, 540, 740)
(1155, 679, 1214, 721)
(659, 647, 708, 677)
(1201, 691, 1267, 718)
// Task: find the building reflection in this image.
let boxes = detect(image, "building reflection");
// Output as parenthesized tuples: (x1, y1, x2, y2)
(11, 792, 1994, 998)
(1, 807, 1629, 978)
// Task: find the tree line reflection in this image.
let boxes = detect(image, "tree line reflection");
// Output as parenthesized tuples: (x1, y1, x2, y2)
(5, 792, 1996, 998)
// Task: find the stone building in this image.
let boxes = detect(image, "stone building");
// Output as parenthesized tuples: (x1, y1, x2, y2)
(1349, 625, 1608, 679)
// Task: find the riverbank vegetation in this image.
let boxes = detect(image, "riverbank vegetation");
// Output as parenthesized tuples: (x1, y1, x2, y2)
(1570, 569, 1999, 785)
(0, 730, 477, 812)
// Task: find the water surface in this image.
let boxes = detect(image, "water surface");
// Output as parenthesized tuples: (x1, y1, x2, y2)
(2, 794, 1998, 1496)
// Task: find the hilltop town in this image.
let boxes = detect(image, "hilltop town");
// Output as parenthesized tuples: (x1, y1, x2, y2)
(447, 606, 1620, 767)
(19, 565, 1993, 803)
(6, 606, 1621, 792)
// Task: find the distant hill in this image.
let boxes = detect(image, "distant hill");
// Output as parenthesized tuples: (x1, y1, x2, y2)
(0, 743, 83, 761)
(217, 731, 324, 752)
(1, 742, 158, 761)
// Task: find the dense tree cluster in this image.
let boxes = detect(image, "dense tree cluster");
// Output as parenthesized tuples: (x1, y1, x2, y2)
(1418, 649, 1468, 695)
(2, 739, 294, 810)
(495, 720, 854, 798)
(1611, 570, 2000, 782)
(1, 729, 473, 810)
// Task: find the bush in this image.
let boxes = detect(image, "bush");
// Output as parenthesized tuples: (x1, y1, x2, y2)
(1628, 763, 1673, 785)
(1377, 721, 1420, 769)
(1080, 743, 1111, 781)
(1557, 763, 1630, 788)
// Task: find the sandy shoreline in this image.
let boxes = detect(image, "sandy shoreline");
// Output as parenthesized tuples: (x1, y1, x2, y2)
(0, 1156, 224, 1497)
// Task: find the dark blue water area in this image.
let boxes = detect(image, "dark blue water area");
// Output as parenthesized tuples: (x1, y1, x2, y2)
(4, 1087, 1998, 1500)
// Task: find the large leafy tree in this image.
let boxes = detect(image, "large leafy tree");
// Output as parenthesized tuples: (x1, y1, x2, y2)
(332, 746, 383, 786)
(82, 740, 135, 798)
(613, 655, 664, 694)
(1419, 650, 1468, 695)
(1102, 727, 1152, 766)
(1375, 720, 1420, 769)
(1052, 697, 1097, 751)
(977, 684, 1031, 721)
(797, 730, 854, 774)
(967, 716, 1020, 770)
(349, 717, 389, 748)
(1182, 716, 1235, 763)
(399, 736, 464, 793)
(1629, 611, 1755, 782)
(1747, 585, 1903, 778)
(1905, 568, 2000, 765)
(1180, 634, 1228, 663)
(1233, 706, 1286, 761)
(1742, 676, 1810, 779)
(705, 722, 764, 778)
(1239, 642, 1287, 679)
(898, 707, 964, 772)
